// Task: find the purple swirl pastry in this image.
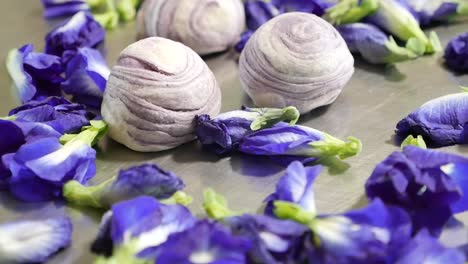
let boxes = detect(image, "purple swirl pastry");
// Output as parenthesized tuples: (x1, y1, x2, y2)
(239, 12, 354, 114)
(101, 37, 222, 152)
(137, 0, 246, 56)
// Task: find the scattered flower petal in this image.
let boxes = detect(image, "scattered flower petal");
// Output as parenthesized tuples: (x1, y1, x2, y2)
(226, 214, 307, 263)
(6, 44, 63, 103)
(337, 23, 423, 64)
(444, 33, 468, 73)
(63, 163, 186, 209)
(396, 93, 468, 147)
(0, 217, 72, 263)
(393, 229, 465, 263)
(154, 220, 252, 264)
(62, 47, 110, 109)
(9, 96, 94, 134)
(245, 0, 281, 31)
(403, 0, 468, 26)
(41, 0, 90, 19)
(239, 125, 361, 165)
(365, 146, 468, 236)
(264, 161, 322, 215)
(196, 106, 300, 155)
(45, 11, 106, 56)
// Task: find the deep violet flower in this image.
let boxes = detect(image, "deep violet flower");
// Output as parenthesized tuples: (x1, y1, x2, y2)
(444, 33, 468, 73)
(396, 92, 468, 147)
(403, 0, 468, 26)
(45, 11, 105, 56)
(41, 0, 90, 19)
(365, 146, 468, 236)
(6, 44, 63, 103)
(63, 163, 188, 209)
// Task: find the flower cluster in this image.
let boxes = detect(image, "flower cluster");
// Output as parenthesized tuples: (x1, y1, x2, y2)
(238, 0, 468, 65)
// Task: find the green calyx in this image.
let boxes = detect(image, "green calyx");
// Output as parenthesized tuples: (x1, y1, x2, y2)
(60, 120, 108, 146)
(460, 86, 468, 93)
(203, 188, 242, 220)
(250, 106, 300, 131)
(401, 135, 427, 149)
(426, 31, 442, 54)
(324, 0, 379, 25)
(384, 37, 421, 64)
(160, 191, 193, 207)
(274, 201, 316, 227)
(0, 115, 17, 121)
(63, 180, 104, 208)
(94, 241, 151, 264)
(87, 0, 141, 30)
(115, 0, 142, 22)
(308, 134, 362, 160)
(457, 2, 468, 15)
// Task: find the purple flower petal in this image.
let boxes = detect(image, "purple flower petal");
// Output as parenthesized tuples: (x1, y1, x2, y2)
(393, 229, 465, 263)
(0, 216, 72, 263)
(235, 31, 254, 53)
(154, 220, 252, 264)
(4, 137, 96, 202)
(265, 161, 322, 215)
(396, 93, 468, 147)
(226, 214, 306, 263)
(92, 196, 196, 257)
(41, 0, 90, 19)
(6, 44, 63, 103)
(273, 0, 331, 15)
(61, 48, 110, 109)
(403, 0, 462, 26)
(365, 146, 468, 236)
(444, 33, 468, 73)
(245, 0, 281, 30)
(45, 11, 105, 56)
(9, 96, 94, 134)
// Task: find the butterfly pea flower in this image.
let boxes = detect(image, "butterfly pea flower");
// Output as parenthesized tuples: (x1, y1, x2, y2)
(41, 0, 90, 19)
(275, 199, 412, 263)
(392, 229, 465, 263)
(444, 33, 468, 73)
(239, 124, 362, 165)
(324, 0, 379, 25)
(337, 23, 424, 64)
(245, 0, 281, 30)
(92, 196, 196, 262)
(8, 96, 95, 134)
(365, 0, 441, 53)
(6, 44, 63, 103)
(153, 220, 253, 264)
(235, 31, 254, 53)
(264, 161, 322, 216)
(0, 216, 72, 263)
(396, 93, 468, 147)
(196, 106, 300, 155)
(403, 0, 468, 26)
(62, 47, 110, 109)
(63, 163, 189, 209)
(45, 11, 105, 56)
(1, 121, 107, 202)
(273, 0, 333, 15)
(366, 146, 468, 236)
(225, 214, 307, 264)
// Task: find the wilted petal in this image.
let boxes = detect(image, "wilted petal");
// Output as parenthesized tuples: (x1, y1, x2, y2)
(62, 48, 110, 109)
(337, 23, 422, 64)
(265, 161, 322, 215)
(41, 0, 90, 19)
(63, 163, 186, 209)
(393, 229, 465, 263)
(444, 33, 468, 73)
(45, 11, 105, 56)
(154, 220, 252, 264)
(396, 93, 468, 147)
(226, 214, 306, 263)
(6, 44, 63, 103)
(0, 217, 72, 263)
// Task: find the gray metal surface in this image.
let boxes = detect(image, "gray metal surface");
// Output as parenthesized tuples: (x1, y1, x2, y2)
(0, 2, 468, 263)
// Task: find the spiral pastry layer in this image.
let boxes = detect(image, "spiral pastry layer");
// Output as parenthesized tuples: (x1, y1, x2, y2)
(239, 12, 354, 114)
(137, 0, 245, 56)
(102, 37, 222, 152)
